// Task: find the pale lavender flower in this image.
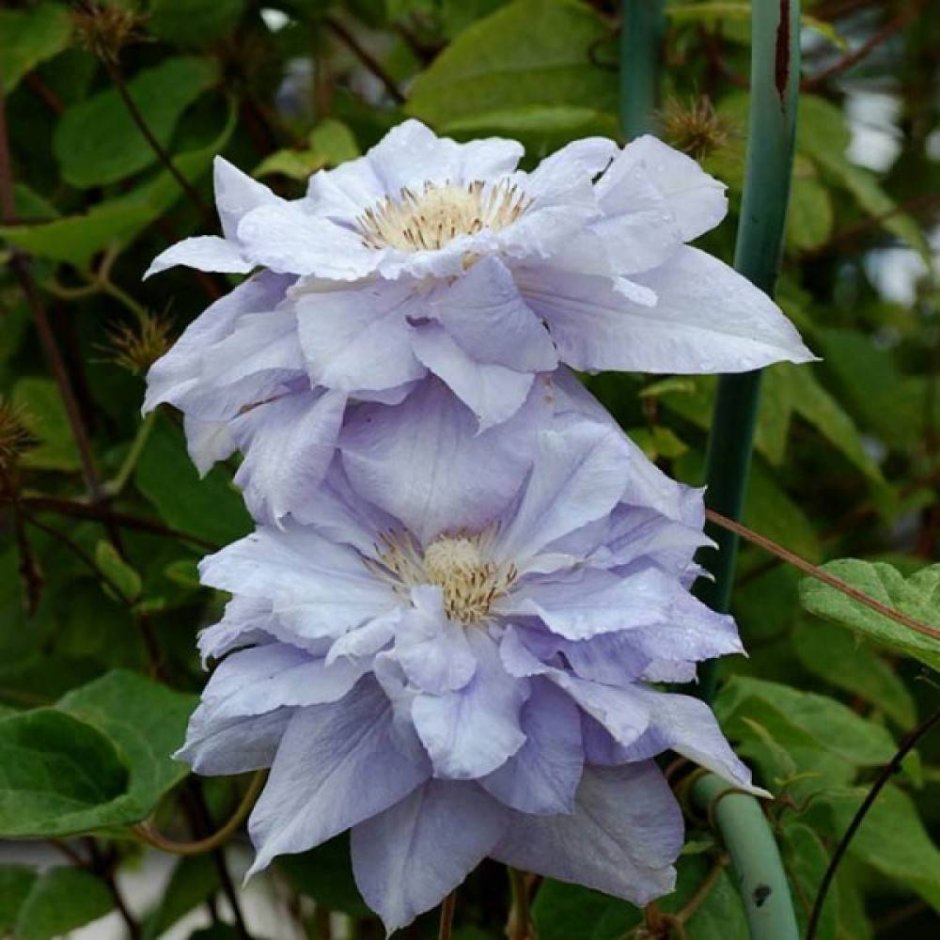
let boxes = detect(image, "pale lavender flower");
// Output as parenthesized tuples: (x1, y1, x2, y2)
(146, 121, 813, 429)
(177, 377, 764, 932)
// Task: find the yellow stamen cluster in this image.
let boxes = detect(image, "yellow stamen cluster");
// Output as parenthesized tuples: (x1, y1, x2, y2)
(357, 180, 530, 252)
(370, 530, 517, 625)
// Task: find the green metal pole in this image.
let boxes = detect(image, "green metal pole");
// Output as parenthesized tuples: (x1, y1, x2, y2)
(695, 0, 802, 703)
(620, 0, 666, 138)
(693, 775, 800, 940)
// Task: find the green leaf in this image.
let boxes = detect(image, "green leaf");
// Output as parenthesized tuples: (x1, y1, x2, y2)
(804, 784, 940, 913)
(256, 118, 360, 180)
(798, 96, 931, 260)
(716, 676, 897, 783)
(278, 834, 370, 918)
(744, 459, 822, 563)
(667, 3, 845, 48)
(95, 541, 143, 604)
(793, 620, 917, 730)
(142, 855, 220, 940)
(0, 709, 130, 837)
(13, 377, 80, 472)
(54, 57, 219, 189)
(135, 414, 251, 546)
(786, 158, 834, 251)
(15, 867, 113, 940)
(780, 822, 837, 940)
(407, 0, 617, 128)
(800, 560, 940, 672)
(56, 670, 196, 830)
(0, 865, 37, 933)
(0, 104, 236, 267)
(149, 0, 247, 48)
(0, 3, 72, 93)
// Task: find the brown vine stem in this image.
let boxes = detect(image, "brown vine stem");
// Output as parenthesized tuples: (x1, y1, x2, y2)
(705, 508, 940, 642)
(506, 868, 534, 940)
(0, 82, 104, 501)
(438, 890, 457, 940)
(134, 771, 265, 856)
(805, 706, 940, 940)
(802, 0, 926, 91)
(103, 58, 213, 223)
(324, 16, 406, 104)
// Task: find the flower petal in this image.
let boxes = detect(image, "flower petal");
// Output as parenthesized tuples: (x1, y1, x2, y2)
(176, 708, 291, 776)
(521, 247, 815, 374)
(230, 388, 346, 525)
(411, 630, 528, 779)
(491, 762, 681, 905)
(482, 678, 584, 814)
(295, 282, 426, 393)
(394, 586, 478, 694)
(144, 235, 253, 279)
(429, 256, 557, 371)
(602, 135, 727, 242)
(247, 678, 430, 876)
(351, 780, 508, 934)
(214, 156, 283, 240)
(412, 323, 535, 430)
(495, 421, 630, 565)
(341, 378, 546, 543)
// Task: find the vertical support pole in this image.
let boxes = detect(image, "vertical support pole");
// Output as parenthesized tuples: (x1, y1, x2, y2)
(695, 0, 802, 703)
(620, 0, 666, 139)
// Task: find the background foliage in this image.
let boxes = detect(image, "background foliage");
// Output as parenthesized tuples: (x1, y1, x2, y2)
(0, 0, 938, 937)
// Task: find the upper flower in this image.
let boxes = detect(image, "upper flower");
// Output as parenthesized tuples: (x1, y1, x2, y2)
(146, 120, 814, 431)
(177, 382, 764, 931)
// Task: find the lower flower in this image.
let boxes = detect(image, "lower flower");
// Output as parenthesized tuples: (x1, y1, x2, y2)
(177, 379, 764, 932)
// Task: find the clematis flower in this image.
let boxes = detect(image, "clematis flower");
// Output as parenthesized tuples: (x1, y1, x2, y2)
(146, 120, 813, 429)
(177, 380, 764, 933)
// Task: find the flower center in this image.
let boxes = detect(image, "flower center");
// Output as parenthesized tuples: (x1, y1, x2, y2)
(357, 180, 530, 252)
(372, 531, 517, 624)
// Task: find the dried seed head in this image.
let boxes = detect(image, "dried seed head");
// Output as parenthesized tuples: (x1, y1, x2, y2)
(72, 2, 147, 65)
(659, 96, 736, 161)
(106, 314, 174, 376)
(0, 399, 37, 470)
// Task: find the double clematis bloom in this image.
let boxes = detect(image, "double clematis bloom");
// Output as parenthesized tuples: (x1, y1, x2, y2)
(176, 380, 765, 933)
(149, 121, 800, 933)
(145, 120, 812, 521)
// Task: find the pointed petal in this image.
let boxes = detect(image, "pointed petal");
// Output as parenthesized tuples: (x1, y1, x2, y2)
(522, 248, 815, 374)
(214, 156, 283, 240)
(144, 235, 253, 279)
(247, 679, 430, 875)
(491, 763, 681, 905)
(351, 780, 507, 934)
(495, 422, 630, 565)
(602, 136, 727, 242)
(177, 708, 291, 776)
(616, 689, 766, 795)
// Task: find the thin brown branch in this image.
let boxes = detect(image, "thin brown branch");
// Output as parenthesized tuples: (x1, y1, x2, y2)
(802, 1, 926, 90)
(0, 83, 104, 501)
(102, 59, 213, 222)
(438, 890, 457, 940)
(134, 771, 265, 856)
(324, 16, 406, 104)
(705, 508, 940, 642)
(806, 706, 940, 940)
(15, 495, 219, 551)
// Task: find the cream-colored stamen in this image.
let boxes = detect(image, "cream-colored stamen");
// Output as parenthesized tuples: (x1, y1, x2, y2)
(357, 180, 530, 252)
(369, 530, 517, 625)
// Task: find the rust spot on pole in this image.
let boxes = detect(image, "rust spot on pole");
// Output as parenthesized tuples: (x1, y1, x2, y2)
(775, 0, 792, 103)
